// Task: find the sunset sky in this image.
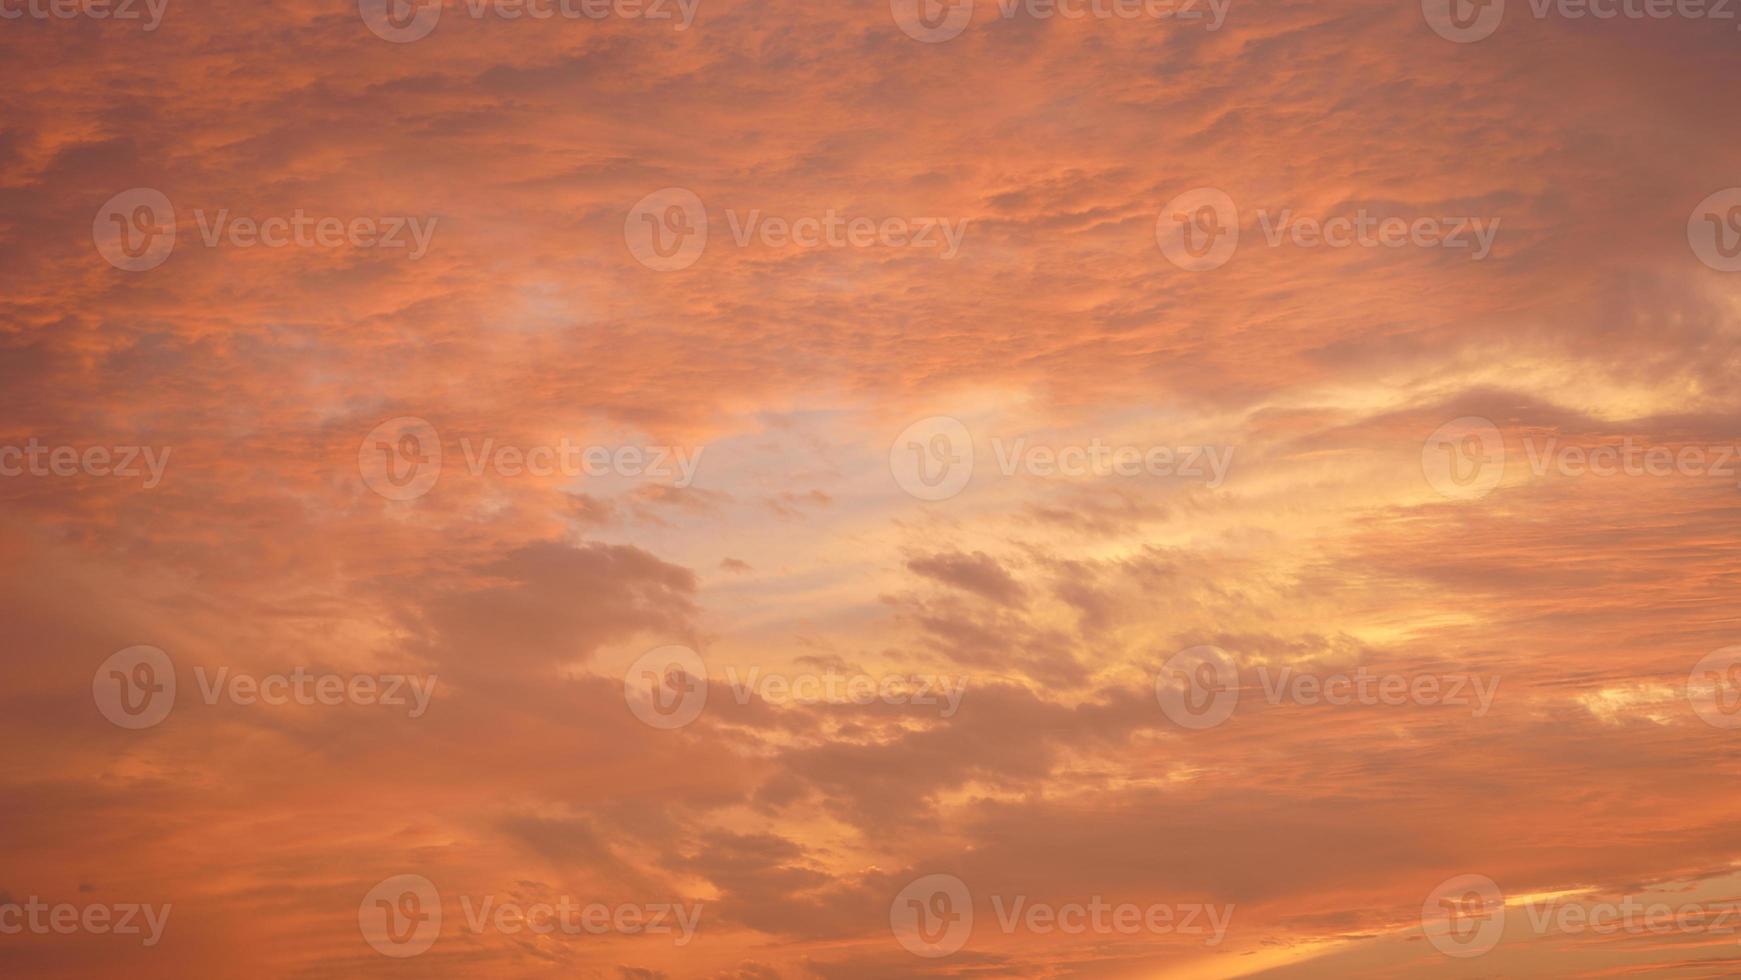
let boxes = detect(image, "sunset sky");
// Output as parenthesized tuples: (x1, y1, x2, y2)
(4, 0, 1741, 976)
